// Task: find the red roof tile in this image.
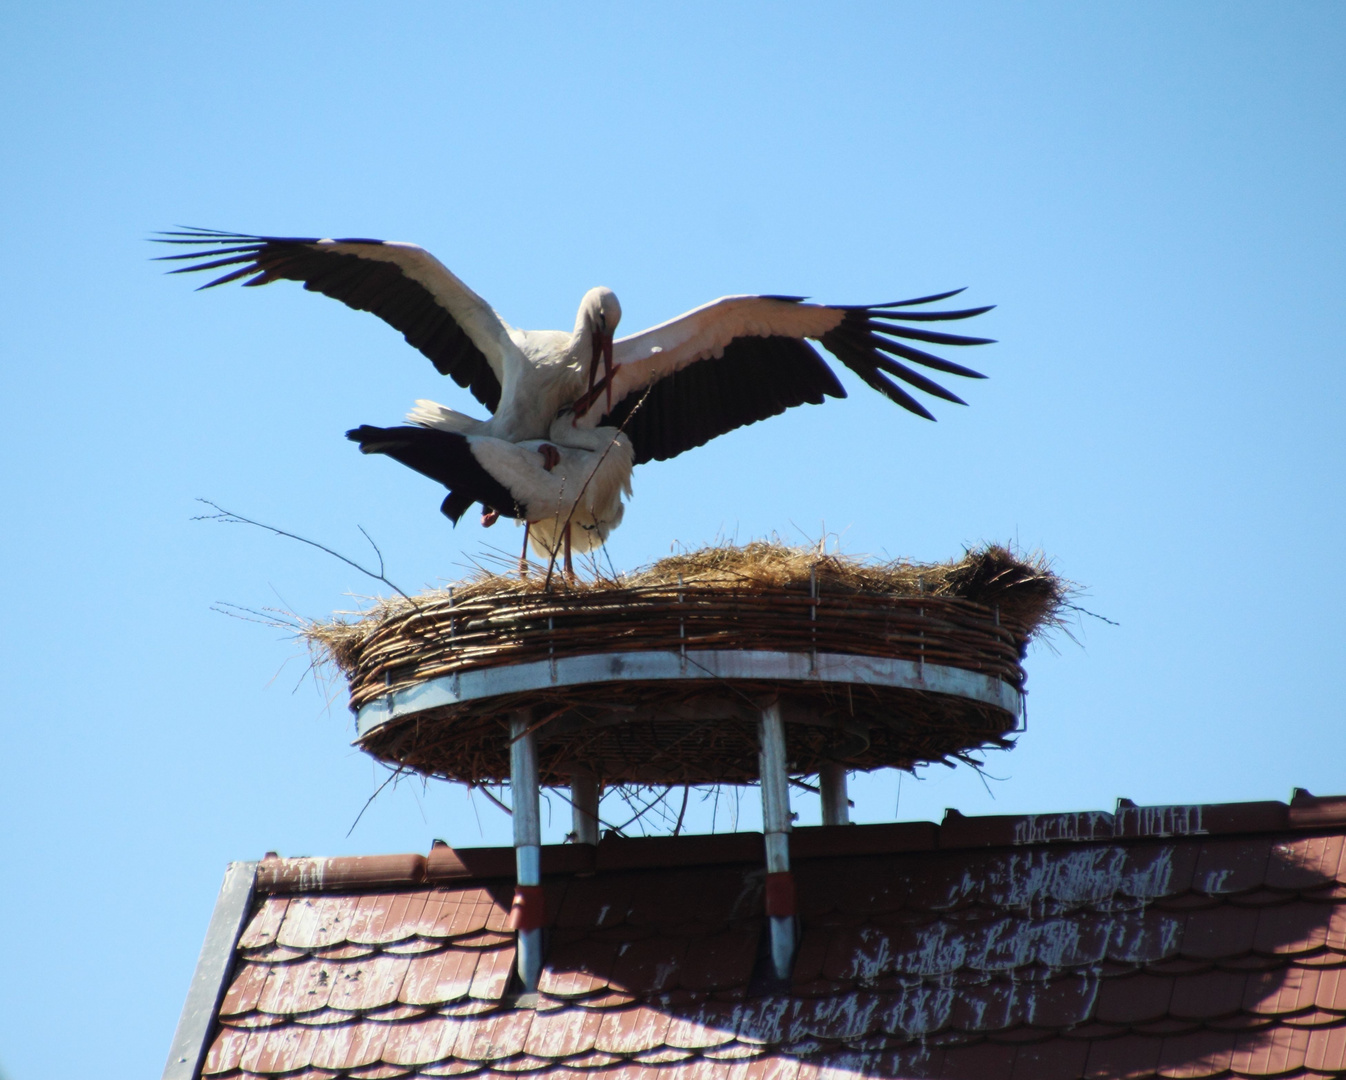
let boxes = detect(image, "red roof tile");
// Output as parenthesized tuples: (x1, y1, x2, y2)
(1095, 973, 1176, 1024)
(1169, 970, 1251, 1021)
(308, 1022, 390, 1071)
(1245, 966, 1323, 1019)
(1191, 839, 1272, 897)
(1230, 1023, 1311, 1076)
(606, 936, 686, 996)
(381, 1017, 461, 1066)
(257, 956, 339, 1015)
(1155, 1030, 1237, 1078)
(175, 794, 1346, 1080)
(538, 936, 619, 999)
(221, 961, 272, 1017)
(1181, 906, 1259, 961)
(239, 897, 291, 948)
(328, 954, 412, 1012)
(242, 1023, 321, 1074)
(938, 1040, 1018, 1080)
(466, 943, 516, 1001)
(202, 1024, 249, 1075)
(400, 947, 483, 1007)
(678, 927, 758, 993)
(663, 1007, 739, 1051)
(1265, 836, 1346, 890)
(1008, 1040, 1091, 1080)
(1082, 1034, 1164, 1079)
(1305, 1023, 1346, 1074)
(593, 1006, 673, 1056)
(1313, 966, 1346, 1013)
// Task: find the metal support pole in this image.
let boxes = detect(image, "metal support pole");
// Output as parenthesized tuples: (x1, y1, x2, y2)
(819, 762, 850, 826)
(508, 710, 543, 992)
(758, 700, 795, 980)
(570, 769, 600, 846)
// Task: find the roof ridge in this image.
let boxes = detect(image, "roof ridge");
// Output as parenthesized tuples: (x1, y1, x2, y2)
(251, 791, 1346, 894)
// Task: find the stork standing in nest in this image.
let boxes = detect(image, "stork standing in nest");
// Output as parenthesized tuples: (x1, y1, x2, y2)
(158, 228, 995, 575)
(346, 411, 633, 578)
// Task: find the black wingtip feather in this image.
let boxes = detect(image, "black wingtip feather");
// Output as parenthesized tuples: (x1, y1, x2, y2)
(865, 304, 996, 323)
(867, 287, 967, 308)
(866, 321, 998, 347)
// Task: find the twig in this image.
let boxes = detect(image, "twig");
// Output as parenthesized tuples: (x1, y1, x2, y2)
(610, 786, 667, 834)
(209, 601, 306, 631)
(347, 766, 405, 837)
(195, 498, 416, 604)
(1066, 603, 1120, 627)
(474, 783, 513, 816)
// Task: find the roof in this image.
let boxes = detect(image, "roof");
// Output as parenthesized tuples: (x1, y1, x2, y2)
(168, 790, 1346, 1080)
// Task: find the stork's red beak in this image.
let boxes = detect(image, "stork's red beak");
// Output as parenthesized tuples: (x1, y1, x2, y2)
(575, 333, 617, 420)
(602, 334, 614, 413)
(588, 335, 603, 393)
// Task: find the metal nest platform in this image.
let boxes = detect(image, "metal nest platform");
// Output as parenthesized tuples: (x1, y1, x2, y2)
(307, 542, 1067, 990)
(308, 543, 1065, 786)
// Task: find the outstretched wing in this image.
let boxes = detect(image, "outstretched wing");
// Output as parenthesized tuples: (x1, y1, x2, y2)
(156, 228, 509, 411)
(580, 291, 993, 465)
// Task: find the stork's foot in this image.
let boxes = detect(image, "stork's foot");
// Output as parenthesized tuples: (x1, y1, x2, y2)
(481, 509, 499, 527)
(539, 443, 560, 471)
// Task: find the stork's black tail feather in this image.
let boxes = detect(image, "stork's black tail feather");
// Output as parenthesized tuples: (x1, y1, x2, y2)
(345, 425, 523, 523)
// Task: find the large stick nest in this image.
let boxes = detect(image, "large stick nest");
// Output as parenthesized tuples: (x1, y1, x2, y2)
(307, 542, 1069, 786)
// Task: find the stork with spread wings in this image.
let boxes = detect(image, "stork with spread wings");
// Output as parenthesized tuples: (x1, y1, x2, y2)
(159, 228, 994, 571)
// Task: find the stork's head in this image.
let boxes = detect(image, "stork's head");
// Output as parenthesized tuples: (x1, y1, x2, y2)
(578, 287, 621, 412)
(577, 286, 622, 340)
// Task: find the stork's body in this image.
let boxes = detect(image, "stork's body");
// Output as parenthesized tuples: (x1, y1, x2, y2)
(159, 228, 995, 558)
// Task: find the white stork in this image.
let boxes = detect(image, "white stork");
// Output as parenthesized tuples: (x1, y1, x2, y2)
(158, 228, 995, 549)
(345, 414, 633, 577)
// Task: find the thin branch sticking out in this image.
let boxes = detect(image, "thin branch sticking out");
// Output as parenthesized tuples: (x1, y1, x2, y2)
(194, 498, 416, 604)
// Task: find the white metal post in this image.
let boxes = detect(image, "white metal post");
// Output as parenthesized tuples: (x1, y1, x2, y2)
(819, 762, 850, 826)
(570, 769, 600, 846)
(509, 709, 543, 992)
(758, 700, 796, 980)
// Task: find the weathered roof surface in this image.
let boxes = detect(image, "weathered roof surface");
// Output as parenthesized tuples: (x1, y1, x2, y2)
(189, 791, 1346, 1080)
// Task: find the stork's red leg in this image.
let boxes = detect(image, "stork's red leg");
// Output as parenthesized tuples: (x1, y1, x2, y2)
(520, 522, 531, 579)
(563, 526, 574, 582)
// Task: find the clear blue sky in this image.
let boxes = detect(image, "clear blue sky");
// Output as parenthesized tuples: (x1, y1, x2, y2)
(1, 4, 1343, 1078)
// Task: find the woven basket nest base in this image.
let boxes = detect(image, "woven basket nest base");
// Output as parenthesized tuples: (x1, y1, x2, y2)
(357, 681, 1017, 786)
(310, 541, 1067, 786)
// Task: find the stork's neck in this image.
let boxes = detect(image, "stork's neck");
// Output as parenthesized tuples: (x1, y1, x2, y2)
(571, 300, 598, 352)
